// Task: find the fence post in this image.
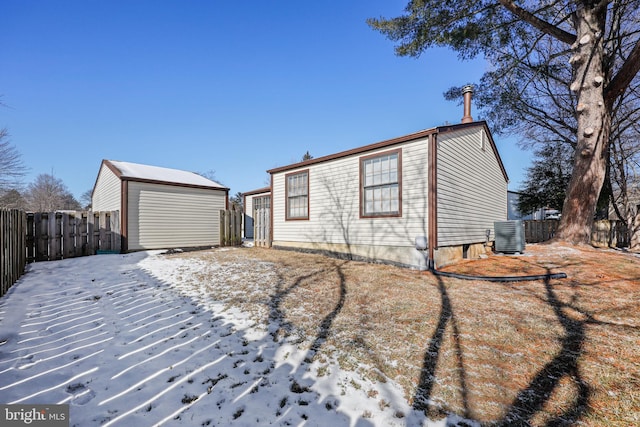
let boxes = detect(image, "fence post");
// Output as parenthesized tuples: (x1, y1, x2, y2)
(110, 211, 121, 253)
(34, 213, 46, 261)
(1, 209, 27, 298)
(75, 212, 84, 258)
(219, 210, 226, 246)
(47, 212, 61, 261)
(25, 212, 34, 263)
(86, 212, 95, 255)
(2, 210, 8, 295)
(94, 212, 102, 253)
(228, 210, 233, 245)
(1, 209, 6, 295)
(235, 210, 242, 245)
(18, 210, 26, 286)
(254, 208, 271, 248)
(255, 209, 261, 247)
(218, 209, 242, 247)
(72, 211, 83, 257)
(98, 211, 108, 252)
(61, 213, 73, 259)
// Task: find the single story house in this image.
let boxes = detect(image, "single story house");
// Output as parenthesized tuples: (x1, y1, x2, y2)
(266, 88, 508, 268)
(242, 187, 271, 239)
(91, 160, 229, 252)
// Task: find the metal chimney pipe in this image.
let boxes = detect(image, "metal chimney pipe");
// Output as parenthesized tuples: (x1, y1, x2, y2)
(461, 85, 473, 123)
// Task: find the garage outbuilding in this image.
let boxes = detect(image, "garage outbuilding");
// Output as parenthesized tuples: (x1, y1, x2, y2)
(91, 160, 229, 252)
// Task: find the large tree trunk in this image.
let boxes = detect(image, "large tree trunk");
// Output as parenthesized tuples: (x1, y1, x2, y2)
(556, 2, 610, 244)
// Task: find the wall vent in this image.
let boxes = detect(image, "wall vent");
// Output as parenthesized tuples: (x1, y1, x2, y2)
(494, 220, 525, 253)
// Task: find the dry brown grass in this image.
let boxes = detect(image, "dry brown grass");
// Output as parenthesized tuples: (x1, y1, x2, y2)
(165, 243, 640, 426)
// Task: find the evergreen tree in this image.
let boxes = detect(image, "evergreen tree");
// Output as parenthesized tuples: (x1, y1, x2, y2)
(517, 143, 573, 215)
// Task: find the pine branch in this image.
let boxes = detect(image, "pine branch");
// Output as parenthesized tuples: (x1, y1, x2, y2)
(497, 0, 576, 44)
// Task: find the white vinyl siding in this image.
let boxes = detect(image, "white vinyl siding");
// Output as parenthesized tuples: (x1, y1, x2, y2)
(127, 182, 226, 251)
(272, 138, 430, 251)
(92, 165, 121, 212)
(437, 127, 507, 246)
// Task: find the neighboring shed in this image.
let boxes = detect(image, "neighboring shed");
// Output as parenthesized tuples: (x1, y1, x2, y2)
(92, 160, 229, 252)
(242, 187, 271, 239)
(267, 88, 508, 268)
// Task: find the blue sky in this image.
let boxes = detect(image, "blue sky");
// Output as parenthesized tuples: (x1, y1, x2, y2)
(2, 0, 530, 201)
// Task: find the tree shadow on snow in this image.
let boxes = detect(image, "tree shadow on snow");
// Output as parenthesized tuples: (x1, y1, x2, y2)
(0, 251, 380, 426)
(267, 260, 376, 426)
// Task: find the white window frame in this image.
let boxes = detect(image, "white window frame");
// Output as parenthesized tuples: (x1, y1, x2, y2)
(360, 149, 401, 218)
(285, 170, 309, 220)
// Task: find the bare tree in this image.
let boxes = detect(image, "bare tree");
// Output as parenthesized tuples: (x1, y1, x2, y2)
(230, 191, 243, 211)
(196, 169, 223, 185)
(0, 189, 28, 210)
(26, 173, 80, 212)
(80, 189, 93, 210)
(0, 128, 27, 189)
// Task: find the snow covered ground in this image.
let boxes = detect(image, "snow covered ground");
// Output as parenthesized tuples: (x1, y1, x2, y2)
(0, 251, 471, 426)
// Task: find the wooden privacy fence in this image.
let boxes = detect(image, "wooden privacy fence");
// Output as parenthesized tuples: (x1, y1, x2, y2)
(1, 209, 27, 297)
(523, 220, 559, 243)
(254, 208, 271, 248)
(26, 211, 120, 262)
(523, 219, 629, 247)
(591, 219, 629, 248)
(220, 209, 242, 246)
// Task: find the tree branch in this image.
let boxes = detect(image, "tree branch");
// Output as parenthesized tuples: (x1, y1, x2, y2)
(497, 0, 576, 45)
(606, 38, 640, 107)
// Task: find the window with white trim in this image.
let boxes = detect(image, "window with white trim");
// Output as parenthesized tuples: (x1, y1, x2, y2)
(286, 171, 308, 219)
(361, 151, 400, 217)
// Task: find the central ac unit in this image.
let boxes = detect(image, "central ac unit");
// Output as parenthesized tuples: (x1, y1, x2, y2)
(494, 220, 525, 253)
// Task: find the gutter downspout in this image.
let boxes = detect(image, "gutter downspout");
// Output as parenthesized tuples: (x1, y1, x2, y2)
(428, 132, 438, 270)
(423, 85, 567, 281)
(269, 173, 274, 247)
(121, 180, 128, 253)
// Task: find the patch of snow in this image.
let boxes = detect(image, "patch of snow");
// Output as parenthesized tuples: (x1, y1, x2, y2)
(0, 251, 476, 426)
(108, 160, 226, 188)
